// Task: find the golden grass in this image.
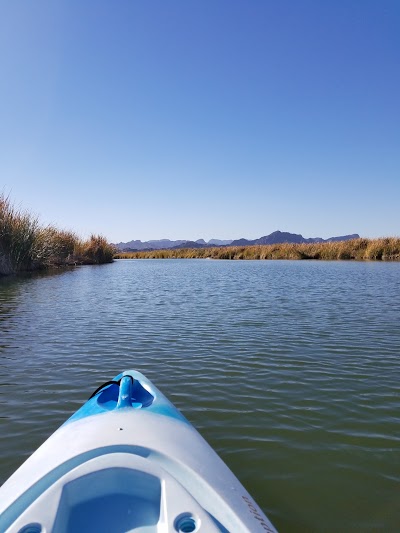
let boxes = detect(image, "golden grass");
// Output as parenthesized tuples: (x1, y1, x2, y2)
(1, 193, 115, 275)
(114, 238, 400, 261)
(74, 234, 116, 265)
(0, 194, 39, 272)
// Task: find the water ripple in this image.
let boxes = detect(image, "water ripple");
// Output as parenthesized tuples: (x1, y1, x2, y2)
(1, 260, 399, 531)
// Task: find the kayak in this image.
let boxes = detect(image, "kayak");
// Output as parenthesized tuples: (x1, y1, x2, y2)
(0, 370, 277, 533)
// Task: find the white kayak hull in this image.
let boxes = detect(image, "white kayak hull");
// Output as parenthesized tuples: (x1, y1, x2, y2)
(0, 370, 277, 533)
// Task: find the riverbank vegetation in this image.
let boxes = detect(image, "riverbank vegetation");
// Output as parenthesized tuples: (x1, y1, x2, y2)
(115, 238, 400, 261)
(0, 194, 115, 276)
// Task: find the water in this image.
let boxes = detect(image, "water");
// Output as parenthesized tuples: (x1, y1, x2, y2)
(0, 259, 399, 532)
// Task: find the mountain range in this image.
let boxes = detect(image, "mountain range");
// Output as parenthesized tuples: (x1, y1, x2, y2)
(115, 231, 360, 251)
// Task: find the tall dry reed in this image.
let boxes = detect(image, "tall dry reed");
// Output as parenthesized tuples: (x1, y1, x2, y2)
(0, 194, 39, 274)
(0, 193, 115, 275)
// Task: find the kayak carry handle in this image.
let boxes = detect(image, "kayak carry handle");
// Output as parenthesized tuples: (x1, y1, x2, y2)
(88, 374, 152, 409)
(117, 376, 134, 409)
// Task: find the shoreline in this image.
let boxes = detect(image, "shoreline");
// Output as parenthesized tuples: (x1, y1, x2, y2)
(114, 238, 400, 261)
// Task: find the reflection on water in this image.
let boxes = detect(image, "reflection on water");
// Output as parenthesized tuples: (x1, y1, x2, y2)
(0, 259, 399, 532)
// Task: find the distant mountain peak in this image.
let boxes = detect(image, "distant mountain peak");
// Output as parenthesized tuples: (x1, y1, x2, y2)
(208, 238, 233, 246)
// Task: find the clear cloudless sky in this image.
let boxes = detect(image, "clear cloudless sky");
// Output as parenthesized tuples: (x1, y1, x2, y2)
(1, 0, 399, 242)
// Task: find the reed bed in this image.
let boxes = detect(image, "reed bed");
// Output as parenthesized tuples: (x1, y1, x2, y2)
(0, 194, 115, 275)
(74, 234, 116, 265)
(115, 238, 400, 262)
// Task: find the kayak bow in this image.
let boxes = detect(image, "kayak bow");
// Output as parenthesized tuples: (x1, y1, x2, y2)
(0, 370, 277, 533)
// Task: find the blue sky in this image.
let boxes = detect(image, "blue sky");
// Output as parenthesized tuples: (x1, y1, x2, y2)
(1, 1, 399, 242)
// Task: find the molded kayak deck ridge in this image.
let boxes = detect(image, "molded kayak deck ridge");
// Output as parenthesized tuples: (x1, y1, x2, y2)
(0, 370, 277, 533)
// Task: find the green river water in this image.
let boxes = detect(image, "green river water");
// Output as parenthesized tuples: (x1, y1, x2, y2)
(0, 259, 399, 531)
